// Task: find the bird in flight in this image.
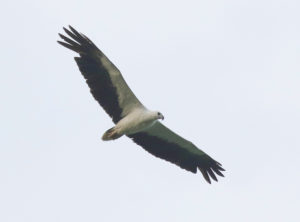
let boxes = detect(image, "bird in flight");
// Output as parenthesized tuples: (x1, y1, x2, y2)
(58, 26, 225, 183)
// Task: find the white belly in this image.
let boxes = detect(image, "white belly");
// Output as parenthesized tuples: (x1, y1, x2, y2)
(115, 109, 156, 135)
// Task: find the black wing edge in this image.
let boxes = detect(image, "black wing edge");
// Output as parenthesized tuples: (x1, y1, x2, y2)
(57, 25, 99, 54)
(57, 25, 123, 123)
(128, 132, 225, 184)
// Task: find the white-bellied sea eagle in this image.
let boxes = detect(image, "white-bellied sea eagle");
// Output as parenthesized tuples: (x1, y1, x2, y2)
(58, 26, 225, 183)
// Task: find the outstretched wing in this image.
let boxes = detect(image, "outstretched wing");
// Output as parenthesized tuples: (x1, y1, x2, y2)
(58, 26, 144, 123)
(128, 122, 225, 183)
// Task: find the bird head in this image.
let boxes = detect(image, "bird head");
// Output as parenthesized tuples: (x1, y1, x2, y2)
(156, 111, 164, 120)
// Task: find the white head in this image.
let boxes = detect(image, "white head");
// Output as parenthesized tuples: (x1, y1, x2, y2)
(153, 111, 164, 120)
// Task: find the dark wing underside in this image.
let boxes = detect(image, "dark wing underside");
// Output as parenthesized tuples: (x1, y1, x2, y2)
(58, 26, 142, 123)
(75, 55, 122, 123)
(128, 123, 225, 184)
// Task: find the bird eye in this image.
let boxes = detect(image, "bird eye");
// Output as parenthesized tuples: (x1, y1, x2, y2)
(157, 112, 161, 116)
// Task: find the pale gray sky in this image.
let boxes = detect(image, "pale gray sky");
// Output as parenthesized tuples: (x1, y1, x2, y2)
(1, 0, 300, 221)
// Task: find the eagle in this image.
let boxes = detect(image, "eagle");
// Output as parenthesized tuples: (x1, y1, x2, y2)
(58, 26, 225, 183)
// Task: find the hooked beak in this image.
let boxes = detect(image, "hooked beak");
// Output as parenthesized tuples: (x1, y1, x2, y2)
(160, 115, 164, 120)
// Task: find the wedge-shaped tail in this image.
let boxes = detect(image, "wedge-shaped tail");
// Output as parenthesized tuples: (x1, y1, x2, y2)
(102, 127, 123, 141)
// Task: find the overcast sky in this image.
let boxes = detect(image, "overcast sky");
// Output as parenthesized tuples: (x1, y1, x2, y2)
(1, 0, 300, 221)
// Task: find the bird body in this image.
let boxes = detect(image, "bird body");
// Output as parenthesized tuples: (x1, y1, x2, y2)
(103, 109, 161, 140)
(58, 26, 225, 183)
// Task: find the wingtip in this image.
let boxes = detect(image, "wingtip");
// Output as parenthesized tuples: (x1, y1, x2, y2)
(207, 168, 218, 182)
(69, 25, 79, 34)
(58, 33, 64, 39)
(63, 27, 68, 33)
(215, 170, 225, 177)
(199, 168, 211, 184)
(218, 166, 226, 171)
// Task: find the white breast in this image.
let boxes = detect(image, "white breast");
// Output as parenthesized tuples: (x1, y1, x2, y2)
(115, 109, 157, 135)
